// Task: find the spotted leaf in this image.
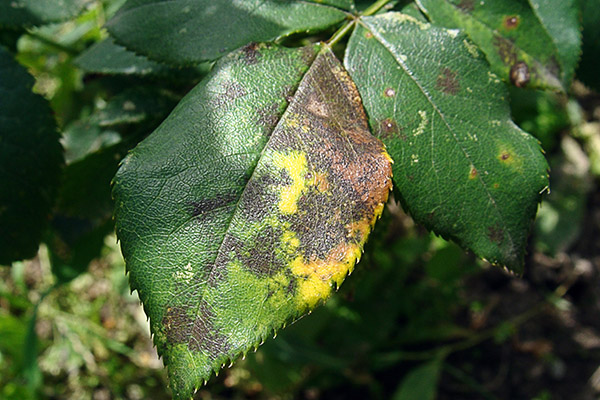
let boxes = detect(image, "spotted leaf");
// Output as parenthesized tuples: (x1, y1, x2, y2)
(113, 43, 392, 398)
(415, 0, 573, 91)
(344, 13, 548, 271)
(106, 0, 350, 65)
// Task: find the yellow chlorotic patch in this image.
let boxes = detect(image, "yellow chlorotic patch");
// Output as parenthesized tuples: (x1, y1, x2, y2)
(291, 199, 387, 310)
(281, 229, 300, 252)
(272, 151, 309, 214)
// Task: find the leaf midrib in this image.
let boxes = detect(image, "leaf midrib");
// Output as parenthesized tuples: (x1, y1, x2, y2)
(359, 16, 516, 255)
(191, 46, 322, 350)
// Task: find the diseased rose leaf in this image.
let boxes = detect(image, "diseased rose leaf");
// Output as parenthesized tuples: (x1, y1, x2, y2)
(415, 0, 567, 91)
(113, 43, 392, 399)
(0, 46, 63, 264)
(106, 0, 349, 65)
(344, 13, 548, 271)
(0, 0, 91, 28)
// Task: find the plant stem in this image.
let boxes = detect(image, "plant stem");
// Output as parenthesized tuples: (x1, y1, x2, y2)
(327, 0, 392, 47)
(362, 0, 393, 17)
(327, 19, 356, 47)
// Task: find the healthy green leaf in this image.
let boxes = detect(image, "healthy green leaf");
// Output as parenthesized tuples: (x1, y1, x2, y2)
(75, 38, 172, 76)
(577, 0, 600, 90)
(392, 358, 443, 400)
(0, 0, 91, 28)
(106, 0, 349, 65)
(0, 46, 63, 265)
(113, 43, 392, 398)
(527, 0, 581, 87)
(344, 13, 548, 271)
(415, 0, 566, 91)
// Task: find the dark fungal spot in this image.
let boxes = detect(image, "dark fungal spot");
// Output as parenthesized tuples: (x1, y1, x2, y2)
(163, 306, 193, 345)
(190, 194, 237, 217)
(503, 15, 520, 30)
(239, 226, 287, 277)
(239, 174, 279, 222)
(189, 301, 230, 359)
(211, 80, 247, 108)
(493, 36, 517, 66)
(510, 61, 530, 88)
(257, 102, 282, 131)
(500, 151, 511, 161)
(436, 67, 460, 95)
(241, 42, 261, 65)
(379, 118, 399, 139)
(488, 225, 504, 244)
(457, 0, 475, 12)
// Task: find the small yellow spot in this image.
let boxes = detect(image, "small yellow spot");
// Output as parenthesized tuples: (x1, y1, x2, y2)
(493, 183, 500, 189)
(414, 110, 428, 137)
(273, 151, 308, 214)
(365, 31, 373, 39)
(469, 167, 478, 179)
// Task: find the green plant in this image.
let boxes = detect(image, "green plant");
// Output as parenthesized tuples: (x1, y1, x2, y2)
(1, 0, 594, 398)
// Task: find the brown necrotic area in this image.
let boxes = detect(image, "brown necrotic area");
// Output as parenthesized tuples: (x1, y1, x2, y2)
(436, 67, 460, 95)
(266, 47, 392, 265)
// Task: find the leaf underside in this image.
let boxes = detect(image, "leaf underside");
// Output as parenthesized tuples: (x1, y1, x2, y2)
(345, 13, 548, 271)
(415, 0, 570, 91)
(107, 0, 349, 65)
(113, 43, 392, 398)
(0, 46, 63, 264)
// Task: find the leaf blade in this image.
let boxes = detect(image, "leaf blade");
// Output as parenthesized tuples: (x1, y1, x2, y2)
(345, 13, 548, 271)
(0, 0, 91, 28)
(113, 43, 392, 398)
(107, 0, 349, 65)
(0, 46, 63, 264)
(415, 0, 565, 91)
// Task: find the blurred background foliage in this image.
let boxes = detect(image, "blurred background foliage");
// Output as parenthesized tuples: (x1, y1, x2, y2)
(2, 0, 600, 399)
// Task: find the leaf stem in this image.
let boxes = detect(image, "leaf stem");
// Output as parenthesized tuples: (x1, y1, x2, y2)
(361, 0, 393, 17)
(327, 19, 356, 47)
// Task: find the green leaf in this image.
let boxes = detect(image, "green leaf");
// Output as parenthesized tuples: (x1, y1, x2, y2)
(113, 43, 392, 398)
(344, 13, 548, 271)
(75, 38, 172, 76)
(527, 0, 581, 87)
(90, 87, 178, 128)
(106, 0, 349, 65)
(392, 359, 443, 400)
(577, 0, 600, 90)
(415, 0, 566, 91)
(0, 46, 63, 265)
(0, 0, 91, 28)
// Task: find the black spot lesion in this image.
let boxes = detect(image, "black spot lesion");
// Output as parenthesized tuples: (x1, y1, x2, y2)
(211, 80, 248, 108)
(241, 42, 261, 65)
(493, 35, 518, 66)
(239, 174, 279, 222)
(163, 306, 193, 345)
(257, 102, 283, 132)
(189, 301, 231, 360)
(488, 225, 505, 244)
(190, 193, 237, 218)
(456, 0, 475, 12)
(436, 67, 460, 95)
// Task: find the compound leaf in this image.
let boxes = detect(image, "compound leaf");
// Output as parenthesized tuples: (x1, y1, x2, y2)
(0, 0, 91, 28)
(113, 43, 392, 398)
(0, 46, 63, 264)
(415, 0, 566, 91)
(107, 0, 349, 65)
(345, 13, 548, 271)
